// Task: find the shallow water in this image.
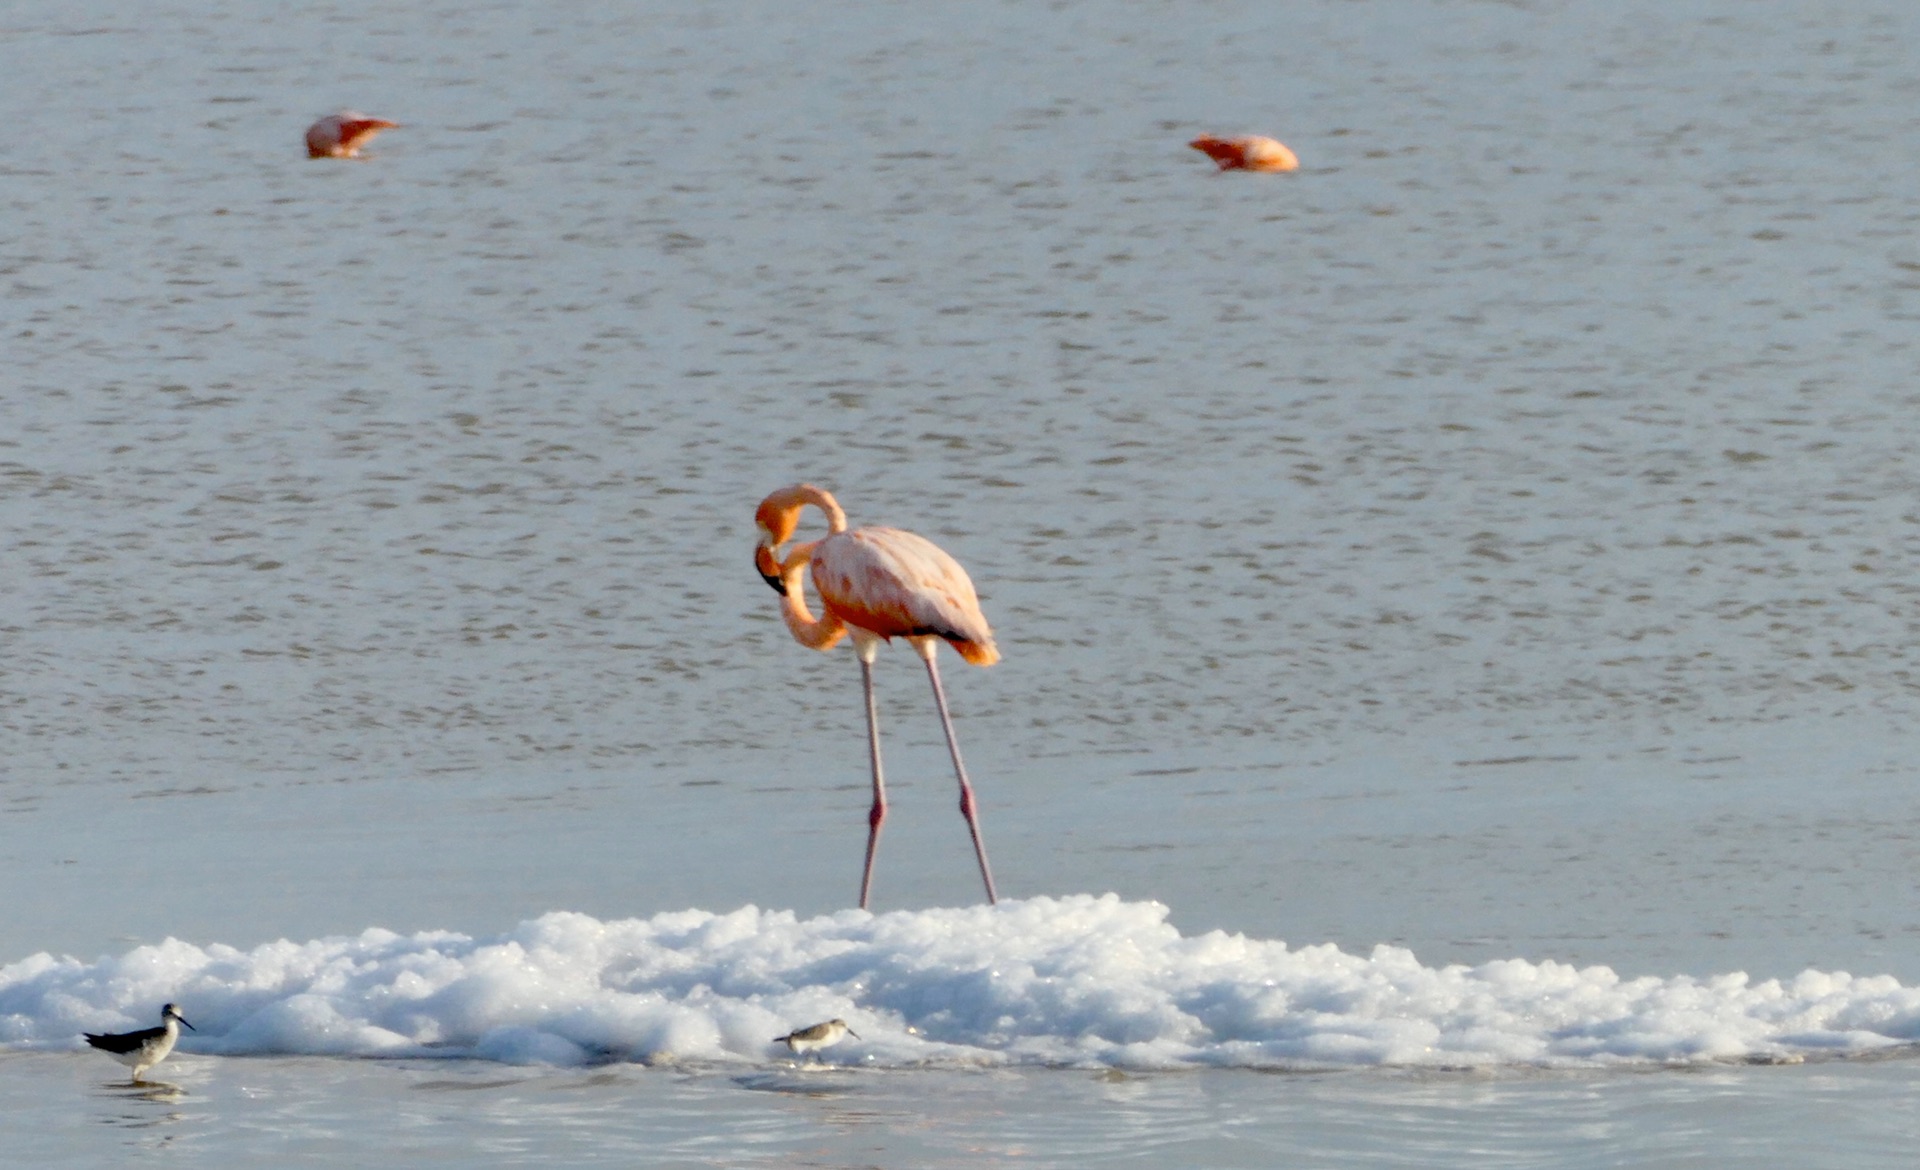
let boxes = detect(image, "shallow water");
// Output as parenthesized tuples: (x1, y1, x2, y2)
(5, 0, 1920, 1163)
(9, 1054, 1920, 1168)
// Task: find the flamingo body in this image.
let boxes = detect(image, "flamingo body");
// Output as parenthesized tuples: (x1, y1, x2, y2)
(754, 483, 1000, 908)
(1189, 134, 1298, 173)
(306, 111, 399, 159)
(810, 528, 998, 666)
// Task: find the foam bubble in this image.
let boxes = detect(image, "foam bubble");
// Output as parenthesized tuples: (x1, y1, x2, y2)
(6, 896, 1919, 1069)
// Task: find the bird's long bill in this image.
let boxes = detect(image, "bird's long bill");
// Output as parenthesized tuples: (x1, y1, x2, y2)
(755, 545, 787, 595)
(178, 1016, 196, 1031)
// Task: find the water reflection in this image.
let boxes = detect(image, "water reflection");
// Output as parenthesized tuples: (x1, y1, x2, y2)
(93, 1074, 194, 1147)
(732, 1069, 860, 1098)
(96, 1075, 187, 1103)
(413, 1077, 533, 1093)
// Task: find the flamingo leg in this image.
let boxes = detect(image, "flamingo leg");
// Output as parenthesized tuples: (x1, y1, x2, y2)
(858, 655, 888, 910)
(922, 654, 999, 905)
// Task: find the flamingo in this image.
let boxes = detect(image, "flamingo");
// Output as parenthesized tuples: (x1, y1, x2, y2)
(1189, 134, 1299, 173)
(306, 111, 400, 159)
(753, 483, 1000, 909)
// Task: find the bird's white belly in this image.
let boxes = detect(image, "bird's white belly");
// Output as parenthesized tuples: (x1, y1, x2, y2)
(116, 1035, 175, 1070)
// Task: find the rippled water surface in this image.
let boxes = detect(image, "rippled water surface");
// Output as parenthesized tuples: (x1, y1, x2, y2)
(9, 1054, 1920, 1168)
(5, 0, 1920, 1163)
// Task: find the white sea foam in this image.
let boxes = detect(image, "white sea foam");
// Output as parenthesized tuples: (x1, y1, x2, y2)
(5, 896, 1917, 1070)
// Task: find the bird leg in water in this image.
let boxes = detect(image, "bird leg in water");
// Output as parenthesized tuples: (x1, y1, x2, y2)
(858, 654, 888, 910)
(921, 649, 999, 905)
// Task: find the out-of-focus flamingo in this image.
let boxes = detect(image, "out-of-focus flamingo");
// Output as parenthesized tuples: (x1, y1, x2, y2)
(306, 111, 400, 159)
(754, 483, 1000, 909)
(1189, 134, 1299, 173)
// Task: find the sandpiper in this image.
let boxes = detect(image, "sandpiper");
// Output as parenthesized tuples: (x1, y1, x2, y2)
(773, 1018, 859, 1058)
(84, 1003, 195, 1082)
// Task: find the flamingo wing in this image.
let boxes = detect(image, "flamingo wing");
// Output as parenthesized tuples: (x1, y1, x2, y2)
(1189, 135, 1245, 169)
(337, 116, 397, 152)
(812, 528, 999, 664)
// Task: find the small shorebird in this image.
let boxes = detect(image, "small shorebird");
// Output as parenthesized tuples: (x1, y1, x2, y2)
(774, 1018, 859, 1057)
(84, 1003, 195, 1082)
(1189, 134, 1299, 173)
(306, 110, 399, 158)
(754, 483, 1001, 909)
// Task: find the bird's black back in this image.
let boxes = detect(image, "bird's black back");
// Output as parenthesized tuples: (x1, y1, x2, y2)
(84, 1025, 163, 1055)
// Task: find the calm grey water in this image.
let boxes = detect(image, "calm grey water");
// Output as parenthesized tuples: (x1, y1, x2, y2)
(5, 0, 1920, 1163)
(6, 1053, 1920, 1168)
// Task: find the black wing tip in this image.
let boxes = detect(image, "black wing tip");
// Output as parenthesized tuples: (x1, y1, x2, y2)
(85, 1033, 136, 1052)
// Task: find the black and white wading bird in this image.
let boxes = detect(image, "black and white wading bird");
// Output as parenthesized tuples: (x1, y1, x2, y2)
(84, 1003, 195, 1082)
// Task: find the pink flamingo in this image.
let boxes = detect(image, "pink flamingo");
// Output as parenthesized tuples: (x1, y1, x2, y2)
(306, 111, 399, 159)
(754, 483, 1000, 908)
(1189, 134, 1299, 173)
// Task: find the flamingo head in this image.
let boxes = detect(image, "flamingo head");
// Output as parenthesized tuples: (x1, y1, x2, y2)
(754, 483, 833, 592)
(753, 494, 801, 595)
(755, 484, 846, 595)
(754, 491, 805, 548)
(754, 540, 787, 594)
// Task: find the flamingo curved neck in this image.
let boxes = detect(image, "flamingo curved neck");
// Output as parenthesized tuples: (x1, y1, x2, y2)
(761, 483, 846, 539)
(779, 543, 846, 651)
(797, 485, 848, 534)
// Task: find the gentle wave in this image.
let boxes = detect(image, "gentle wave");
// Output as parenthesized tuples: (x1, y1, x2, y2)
(4, 895, 1917, 1069)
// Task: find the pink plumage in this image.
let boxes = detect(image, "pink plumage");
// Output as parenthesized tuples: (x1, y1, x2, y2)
(754, 483, 1001, 908)
(1189, 133, 1299, 173)
(809, 528, 998, 665)
(306, 110, 399, 159)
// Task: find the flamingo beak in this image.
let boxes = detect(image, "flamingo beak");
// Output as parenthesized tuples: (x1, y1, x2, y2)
(755, 544, 786, 595)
